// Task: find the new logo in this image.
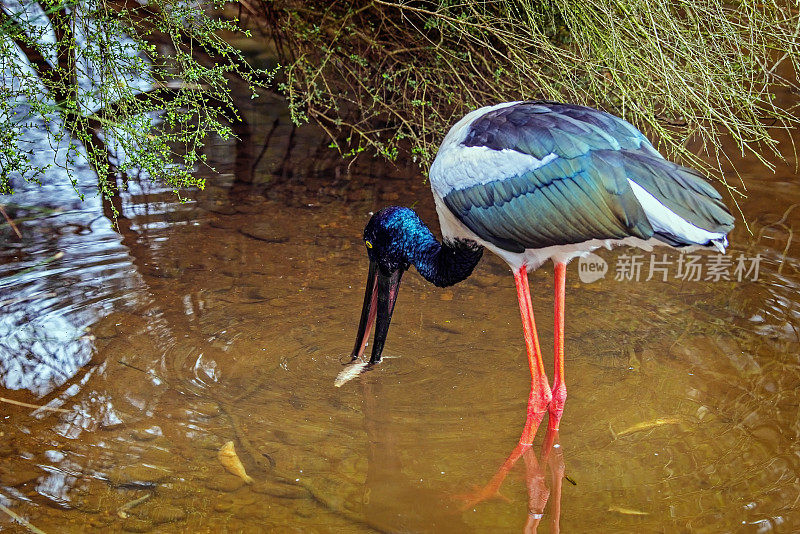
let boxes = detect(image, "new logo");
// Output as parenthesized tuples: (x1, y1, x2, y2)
(578, 253, 608, 283)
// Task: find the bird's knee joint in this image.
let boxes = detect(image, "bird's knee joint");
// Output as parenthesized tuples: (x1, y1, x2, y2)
(539, 389, 553, 406)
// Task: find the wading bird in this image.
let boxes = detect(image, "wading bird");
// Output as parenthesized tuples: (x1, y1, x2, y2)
(338, 101, 734, 459)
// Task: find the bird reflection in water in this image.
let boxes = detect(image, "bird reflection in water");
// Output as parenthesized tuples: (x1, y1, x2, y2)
(459, 426, 565, 533)
(357, 378, 471, 532)
(522, 429, 565, 533)
(357, 375, 565, 533)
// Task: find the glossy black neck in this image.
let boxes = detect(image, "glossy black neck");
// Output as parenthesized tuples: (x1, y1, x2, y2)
(408, 233, 484, 288)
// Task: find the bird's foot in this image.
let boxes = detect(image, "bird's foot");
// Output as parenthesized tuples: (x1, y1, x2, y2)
(454, 483, 512, 511)
(454, 441, 531, 511)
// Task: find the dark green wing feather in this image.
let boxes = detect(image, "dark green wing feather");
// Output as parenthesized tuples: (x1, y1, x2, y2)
(442, 102, 733, 252)
(617, 150, 734, 234)
(443, 150, 655, 253)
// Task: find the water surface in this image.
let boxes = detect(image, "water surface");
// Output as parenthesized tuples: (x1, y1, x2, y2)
(1, 94, 798, 533)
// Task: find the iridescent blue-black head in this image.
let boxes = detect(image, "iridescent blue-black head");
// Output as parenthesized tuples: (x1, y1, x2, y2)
(363, 206, 421, 275)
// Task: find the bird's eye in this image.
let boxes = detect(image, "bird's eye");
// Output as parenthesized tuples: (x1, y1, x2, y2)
(365, 240, 373, 249)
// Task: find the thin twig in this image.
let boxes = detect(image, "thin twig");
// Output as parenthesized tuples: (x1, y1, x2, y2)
(0, 397, 69, 414)
(0, 205, 22, 239)
(4, 252, 64, 283)
(0, 499, 47, 534)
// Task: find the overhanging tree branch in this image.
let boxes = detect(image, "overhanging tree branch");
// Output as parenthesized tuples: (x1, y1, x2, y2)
(1, 0, 272, 206)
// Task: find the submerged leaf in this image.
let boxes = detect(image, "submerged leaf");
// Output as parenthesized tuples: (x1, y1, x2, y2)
(616, 417, 681, 437)
(608, 505, 650, 516)
(218, 441, 254, 484)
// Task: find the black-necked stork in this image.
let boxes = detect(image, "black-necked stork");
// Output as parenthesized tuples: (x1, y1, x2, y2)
(339, 101, 734, 453)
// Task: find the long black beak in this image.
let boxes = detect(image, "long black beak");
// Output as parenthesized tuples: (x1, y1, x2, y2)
(349, 260, 404, 365)
(336, 261, 404, 387)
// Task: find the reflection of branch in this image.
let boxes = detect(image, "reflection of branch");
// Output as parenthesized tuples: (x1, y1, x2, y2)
(92, 82, 252, 179)
(49, 2, 76, 88)
(251, 116, 280, 172)
(278, 124, 296, 181)
(95, 83, 221, 119)
(753, 203, 798, 274)
(237, 0, 272, 36)
(103, 0, 272, 85)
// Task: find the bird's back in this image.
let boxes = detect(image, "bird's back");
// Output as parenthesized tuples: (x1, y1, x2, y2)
(429, 101, 734, 263)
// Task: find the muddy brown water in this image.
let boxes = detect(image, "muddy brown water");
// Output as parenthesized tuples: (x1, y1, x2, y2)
(1, 93, 799, 533)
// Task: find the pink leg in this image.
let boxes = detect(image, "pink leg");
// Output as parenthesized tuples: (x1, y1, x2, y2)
(456, 267, 552, 510)
(549, 262, 567, 431)
(514, 266, 552, 445)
